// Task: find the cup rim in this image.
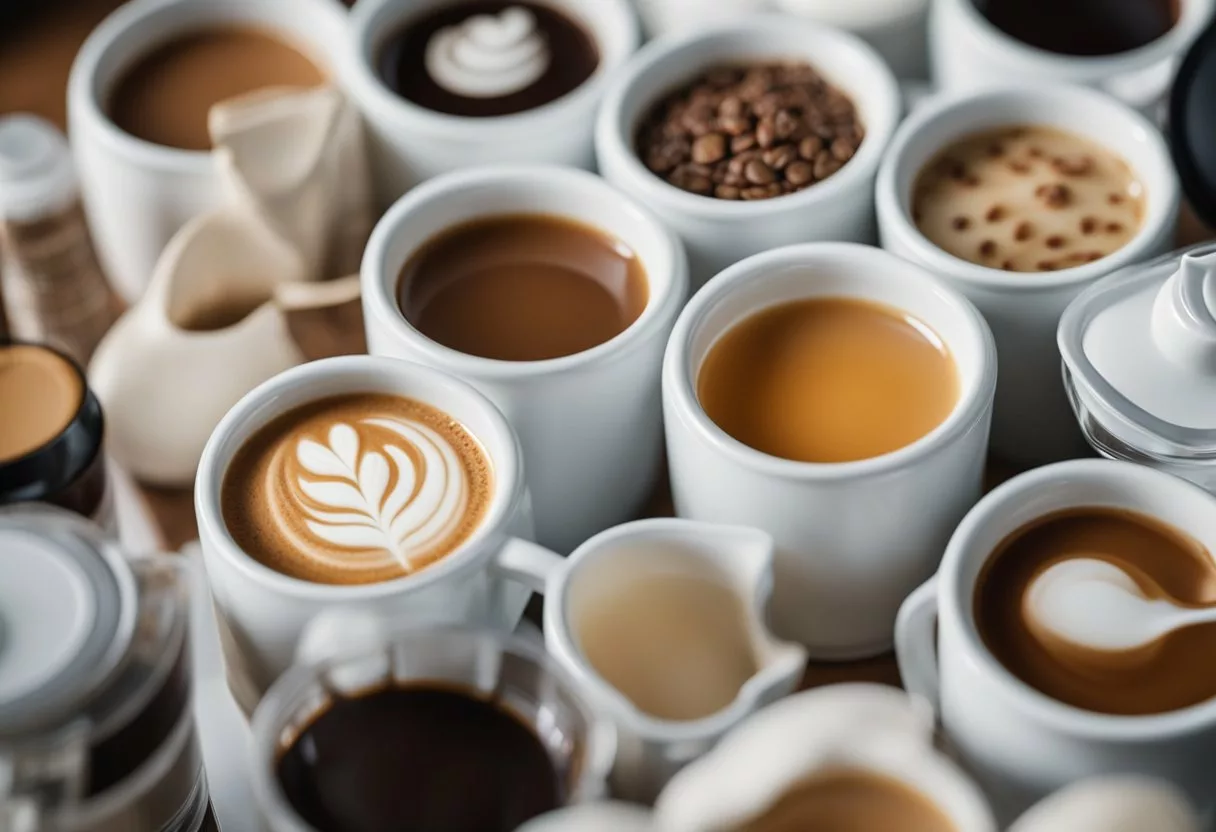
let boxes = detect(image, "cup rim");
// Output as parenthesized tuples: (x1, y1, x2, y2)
(67, 0, 348, 173)
(540, 518, 805, 742)
(360, 163, 690, 380)
(663, 242, 997, 482)
(193, 355, 527, 602)
(342, 0, 639, 138)
(876, 83, 1181, 293)
(940, 0, 1216, 73)
(594, 15, 902, 220)
(938, 458, 1216, 738)
(248, 626, 618, 830)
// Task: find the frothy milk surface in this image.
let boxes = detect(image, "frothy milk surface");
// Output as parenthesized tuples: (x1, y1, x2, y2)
(574, 571, 759, 721)
(975, 508, 1216, 715)
(698, 297, 958, 464)
(0, 344, 83, 463)
(736, 768, 958, 832)
(222, 394, 493, 585)
(913, 126, 1144, 273)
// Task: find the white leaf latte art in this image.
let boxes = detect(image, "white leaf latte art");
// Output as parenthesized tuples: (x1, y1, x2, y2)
(425, 7, 550, 99)
(269, 417, 471, 575)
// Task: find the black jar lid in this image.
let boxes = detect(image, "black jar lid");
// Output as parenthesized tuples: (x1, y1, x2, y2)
(0, 340, 104, 505)
(1170, 19, 1216, 229)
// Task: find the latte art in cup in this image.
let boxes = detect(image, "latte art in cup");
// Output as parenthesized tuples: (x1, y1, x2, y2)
(222, 394, 493, 585)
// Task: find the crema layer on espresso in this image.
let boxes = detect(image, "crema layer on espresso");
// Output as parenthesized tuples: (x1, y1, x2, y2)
(222, 394, 493, 585)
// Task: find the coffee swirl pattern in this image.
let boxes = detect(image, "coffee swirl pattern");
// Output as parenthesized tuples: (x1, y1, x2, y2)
(425, 7, 549, 99)
(975, 508, 1216, 716)
(222, 394, 493, 586)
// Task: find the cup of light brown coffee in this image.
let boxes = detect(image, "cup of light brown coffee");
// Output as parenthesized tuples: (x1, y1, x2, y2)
(194, 355, 548, 697)
(361, 164, 688, 554)
(68, 0, 347, 300)
(664, 243, 997, 658)
(897, 459, 1216, 826)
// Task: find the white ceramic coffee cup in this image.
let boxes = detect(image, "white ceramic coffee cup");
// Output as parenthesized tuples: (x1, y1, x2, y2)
(876, 85, 1180, 467)
(342, 0, 638, 206)
(194, 355, 540, 692)
(895, 459, 1216, 826)
(663, 242, 997, 658)
(361, 164, 688, 554)
(595, 17, 902, 290)
(929, 0, 1215, 114)
(496, 517, 807, 803)
(67, 0, 349, 302)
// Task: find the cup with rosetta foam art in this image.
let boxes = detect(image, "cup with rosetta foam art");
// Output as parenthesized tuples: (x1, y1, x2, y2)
(195, 354, 549, 702)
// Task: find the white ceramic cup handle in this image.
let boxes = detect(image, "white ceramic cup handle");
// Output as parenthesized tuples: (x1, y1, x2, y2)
(894, 577, 940, 709)
(492, 537, 565, 595)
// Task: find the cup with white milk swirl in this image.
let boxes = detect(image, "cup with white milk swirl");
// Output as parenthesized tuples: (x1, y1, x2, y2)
(195, 355, 542, 696)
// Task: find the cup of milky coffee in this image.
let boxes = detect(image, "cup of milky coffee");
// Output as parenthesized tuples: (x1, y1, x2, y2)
(343, 0, 638, 203)
(877, 85, 1179, 467)
(250, 627, 616, 832)
(663, 242, 997, 658)
(896, 459, 1216, 825)
(596, 16, 900, 288)
(361, 164, 688, 554)
(68, 0, 346, 299)
(0, 342, 112, 527)
(498, 517, 807, 802)
(930, 0, 1214, 112)
(195, 354, 546, 692)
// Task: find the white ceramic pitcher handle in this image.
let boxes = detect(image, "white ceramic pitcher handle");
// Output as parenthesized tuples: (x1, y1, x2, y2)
(492, 537, 565, 595)
(895, 577, 940, 709)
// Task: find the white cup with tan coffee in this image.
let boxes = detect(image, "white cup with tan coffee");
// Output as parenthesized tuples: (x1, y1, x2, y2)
(361, 164, 688, 555)
(195, 355, 543, 696)
(663, 242, 997, 659)
(68, 0, 347, 300)
(896, 459, 1216, 826)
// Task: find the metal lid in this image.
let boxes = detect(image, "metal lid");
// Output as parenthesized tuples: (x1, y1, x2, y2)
(1169, 19, 1216, 229)
(0, 507, 136, 737)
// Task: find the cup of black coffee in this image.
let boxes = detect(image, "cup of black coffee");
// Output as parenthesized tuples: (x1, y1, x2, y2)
(250, 627, 615, 832)
(930, 0, 1214, 112)
(0, 341, 111, 526)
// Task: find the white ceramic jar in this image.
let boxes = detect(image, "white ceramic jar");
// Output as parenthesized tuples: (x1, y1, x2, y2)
(342, 0, 638, 205)
(877, 85, 1180, 467)
(596, 17, 901, 290)
(67, 0, 349, 301)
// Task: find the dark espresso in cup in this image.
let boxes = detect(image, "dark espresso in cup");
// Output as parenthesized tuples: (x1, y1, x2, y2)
(108, 27, 325, 151)
(398, 214, 648, 361)
(973, 0, 1180, 57)
(975, 508, 1216, 715)
(276, 685, 560, 831)
(0, 342, 108, 521)
(378, 1, 599, 117)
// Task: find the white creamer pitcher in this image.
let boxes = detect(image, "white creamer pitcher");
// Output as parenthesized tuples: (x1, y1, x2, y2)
(498, 518, 808, 803)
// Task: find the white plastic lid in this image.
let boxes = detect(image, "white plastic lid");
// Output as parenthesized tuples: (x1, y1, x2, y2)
(1059, 243, 1216, 463)
(0, 115, 78, 223)
(0, 511, 135, 736)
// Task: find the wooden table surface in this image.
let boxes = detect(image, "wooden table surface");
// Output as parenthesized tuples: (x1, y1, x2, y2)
(3, 0, 1211, 693)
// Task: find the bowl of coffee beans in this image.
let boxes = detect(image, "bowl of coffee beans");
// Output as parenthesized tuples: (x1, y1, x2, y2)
(596, 16, 900, 287)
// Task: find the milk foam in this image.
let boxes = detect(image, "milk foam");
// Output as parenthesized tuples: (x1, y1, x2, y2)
(268, 416, 471, 574)
(425, 7, 549, 99)
(1026, 558, 1177, 652)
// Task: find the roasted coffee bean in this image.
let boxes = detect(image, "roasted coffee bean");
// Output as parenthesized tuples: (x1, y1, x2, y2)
(634, 60, 864, 201)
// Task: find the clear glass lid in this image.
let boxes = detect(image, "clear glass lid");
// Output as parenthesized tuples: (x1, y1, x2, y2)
(1059, 242, 1216, 464)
